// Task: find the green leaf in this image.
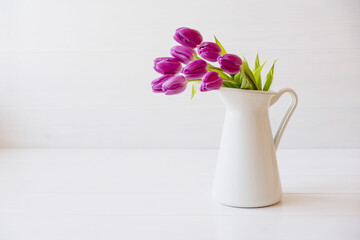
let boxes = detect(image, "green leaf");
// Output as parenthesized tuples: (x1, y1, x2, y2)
(190, 81, 201, 99)
(239, 54, 248, 63)
(239, 69, 254, 90)
(263, 59, 278, 91)
(254, 52, 260, 72)
(214, 35, 227, 55)
(191, 85, 196, 99)
(222, 82, 231, 87)
(254, 60, 267, 91)
(240, 60, 258, 90)
(234, 71, 242, 85)
(223, 81, 240, 88)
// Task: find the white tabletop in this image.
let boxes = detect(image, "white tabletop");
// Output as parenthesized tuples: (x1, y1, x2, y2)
(0, 149, 359, 240)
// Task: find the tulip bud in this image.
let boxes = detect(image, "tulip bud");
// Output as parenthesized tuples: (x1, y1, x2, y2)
(217, 54, 242, 74)
(170, 45, 195, 64)
(151, 75, 174, 93)
(181, 59, 207, 79)
(197, 42, 221, 62)
(153, 57, 182, 75)
(173, 27, 203, 48)
(162, 75, 187, 95)
(200, 71, 223, 92)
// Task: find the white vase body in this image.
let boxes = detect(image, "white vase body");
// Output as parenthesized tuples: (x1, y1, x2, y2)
(213, 88, 298, 207)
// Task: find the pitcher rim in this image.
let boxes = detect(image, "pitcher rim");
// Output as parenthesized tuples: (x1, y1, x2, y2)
(219, 87, 277, 95)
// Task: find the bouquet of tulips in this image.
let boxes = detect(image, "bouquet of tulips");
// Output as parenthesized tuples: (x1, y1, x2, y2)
(151, 27, 277, 98)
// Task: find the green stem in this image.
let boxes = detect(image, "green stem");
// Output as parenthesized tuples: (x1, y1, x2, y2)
(193, 53, 202, 60)
(208, 66, 223, 71)
(206, 65, 233, 81)
(206, 62, 217, 68)
(187, 79, 202, 82)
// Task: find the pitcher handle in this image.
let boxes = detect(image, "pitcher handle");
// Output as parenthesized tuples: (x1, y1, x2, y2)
(270, 88, 298, 150)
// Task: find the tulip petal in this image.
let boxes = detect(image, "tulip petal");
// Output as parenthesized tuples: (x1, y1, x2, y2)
(218, 54, 242, 74)
(200, 71, 223, 92)
(151, 75, 174, 93)
(181, 59, 208, 79)
(174, 27, 203, 48)
(162, 75, 188, 95)
(153, 57, 182, 75)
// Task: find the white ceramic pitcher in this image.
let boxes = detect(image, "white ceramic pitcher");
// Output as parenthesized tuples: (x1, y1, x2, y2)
(213, 87, 298, 207)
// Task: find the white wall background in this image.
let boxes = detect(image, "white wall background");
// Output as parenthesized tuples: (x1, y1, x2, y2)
(0, 0, 359, 148)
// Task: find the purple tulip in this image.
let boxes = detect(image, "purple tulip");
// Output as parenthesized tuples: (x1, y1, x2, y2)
(170, 45, 195, 64)
(217, 54, 242, 74)
(181, 59, 207, 79)
(174, 27, 203, 48)
(197, 42, 222, 62)
(200, 71, 223, 92)
(153, 57, 182, 75)
(151, 75, 174, 93)
(162, 75, 187, 95)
